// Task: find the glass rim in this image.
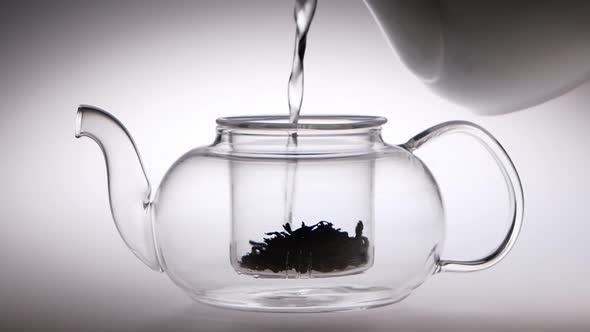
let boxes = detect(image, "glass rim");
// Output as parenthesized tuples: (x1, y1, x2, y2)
(216, 115, 387, 130)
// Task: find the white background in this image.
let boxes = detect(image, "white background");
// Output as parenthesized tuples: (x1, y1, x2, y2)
(1, 1, 589, 331)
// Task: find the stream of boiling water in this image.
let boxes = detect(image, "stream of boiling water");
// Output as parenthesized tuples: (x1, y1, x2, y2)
(288, 0, 317, 124)
(283, 0, 317, 230)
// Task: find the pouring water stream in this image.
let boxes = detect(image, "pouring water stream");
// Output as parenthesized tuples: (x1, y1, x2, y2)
(284, 0, 317, 230)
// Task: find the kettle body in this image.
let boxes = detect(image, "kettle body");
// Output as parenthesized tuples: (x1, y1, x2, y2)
(365, 0, 590, 114)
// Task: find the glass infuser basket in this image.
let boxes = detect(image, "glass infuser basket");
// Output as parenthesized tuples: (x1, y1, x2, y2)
(75, 107, 523, 312)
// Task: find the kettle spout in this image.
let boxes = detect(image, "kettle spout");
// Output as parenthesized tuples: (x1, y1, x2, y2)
(76, 105, 162, 271)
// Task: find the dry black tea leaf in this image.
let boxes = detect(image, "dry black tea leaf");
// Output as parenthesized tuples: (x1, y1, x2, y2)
(240, 221, 369, 274)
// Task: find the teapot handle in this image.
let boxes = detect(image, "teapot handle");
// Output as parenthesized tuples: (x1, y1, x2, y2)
(403, 121, 524, 273)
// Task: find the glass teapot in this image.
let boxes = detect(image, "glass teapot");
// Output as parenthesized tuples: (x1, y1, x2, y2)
(75, 105, 523, 312)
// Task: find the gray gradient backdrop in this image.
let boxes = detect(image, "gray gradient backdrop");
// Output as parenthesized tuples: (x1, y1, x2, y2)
(1, 1, 589, 331)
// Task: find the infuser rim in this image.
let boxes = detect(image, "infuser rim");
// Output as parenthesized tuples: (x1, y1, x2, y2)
(216, 115, 387, 130)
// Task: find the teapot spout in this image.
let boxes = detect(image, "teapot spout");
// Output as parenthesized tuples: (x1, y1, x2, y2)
(75, 105, 162, 271)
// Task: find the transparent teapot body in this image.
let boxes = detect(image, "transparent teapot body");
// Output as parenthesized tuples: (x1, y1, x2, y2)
(153, 116, 444, 311)
(76, 108, 523, 313)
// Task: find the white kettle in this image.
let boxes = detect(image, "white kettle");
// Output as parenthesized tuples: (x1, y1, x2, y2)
(365, 0, 590, 114)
